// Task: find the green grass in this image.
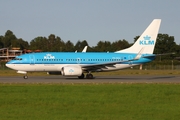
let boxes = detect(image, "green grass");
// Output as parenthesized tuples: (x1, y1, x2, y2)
(0, 83, 180, 120)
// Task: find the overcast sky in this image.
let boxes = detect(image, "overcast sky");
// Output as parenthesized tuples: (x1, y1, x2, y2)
(0, 0, 180, 47)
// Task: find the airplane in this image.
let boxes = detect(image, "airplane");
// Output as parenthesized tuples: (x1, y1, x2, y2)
(6, 19, 161, 79)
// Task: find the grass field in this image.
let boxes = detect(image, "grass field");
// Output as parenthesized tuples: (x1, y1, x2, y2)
(0, 83, 180, 120)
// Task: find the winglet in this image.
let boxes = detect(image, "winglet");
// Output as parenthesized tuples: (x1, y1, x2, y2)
(134, 48, 144, 60)
(82, 46, 88, 53)
(75, 46, 88, 53)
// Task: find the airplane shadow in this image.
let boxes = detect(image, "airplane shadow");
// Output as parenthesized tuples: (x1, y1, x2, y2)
(44, 75, 177, 81)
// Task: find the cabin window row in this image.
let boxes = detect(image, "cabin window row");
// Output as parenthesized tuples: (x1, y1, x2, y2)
(36, 58, 125, 62)
(37, 59, 63, 61)
(66, 58, 124, 62)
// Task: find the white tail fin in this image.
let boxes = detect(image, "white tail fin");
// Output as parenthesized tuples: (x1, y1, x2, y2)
(116, 19, 161, 54)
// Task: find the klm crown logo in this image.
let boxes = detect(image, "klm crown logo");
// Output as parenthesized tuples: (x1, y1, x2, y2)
(69, 69, 74, 73)
(44, 54, 55, 59)
(139, 35, 154, 45)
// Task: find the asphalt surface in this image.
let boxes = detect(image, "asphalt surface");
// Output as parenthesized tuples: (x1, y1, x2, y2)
(0, 75, 180, 83)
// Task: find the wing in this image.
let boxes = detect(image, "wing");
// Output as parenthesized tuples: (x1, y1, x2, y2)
(80, 50, 144, 71)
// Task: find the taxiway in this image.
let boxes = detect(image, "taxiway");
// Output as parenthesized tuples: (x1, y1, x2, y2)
(0, 75, 180, 83)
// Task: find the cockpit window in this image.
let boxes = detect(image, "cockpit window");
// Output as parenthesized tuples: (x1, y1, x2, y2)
(13, 58, 22, 60)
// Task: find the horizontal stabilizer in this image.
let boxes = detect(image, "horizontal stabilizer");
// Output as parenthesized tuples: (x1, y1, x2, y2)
(142, 52, 175, 58)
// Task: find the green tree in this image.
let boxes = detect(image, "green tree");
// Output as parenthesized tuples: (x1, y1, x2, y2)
(64, 40, 74, 52)
(30, 37, 48, 51)
(56, 36, 65, 52)
(133, 36, 140, 43)
(74, 40, 89, 52)
(2, 30, 17, 48)
(154, 34, 176, 54)
(154, 34, 176, 61)
(0, 30, 29, 49)
(47, 34, 65, 52)
(94, 41, 112, 52)
(0, 36, 4, 48)
(17, 38, 29, 50)
(111, 39, 130, 51)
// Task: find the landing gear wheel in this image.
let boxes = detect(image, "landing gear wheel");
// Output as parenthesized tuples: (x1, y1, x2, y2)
(23, 75, 28, 79)
(78, 73, 85, 79)
(86, 73, 93, 79)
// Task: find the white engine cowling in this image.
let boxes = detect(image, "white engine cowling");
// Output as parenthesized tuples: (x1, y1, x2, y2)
(61, 66, 82, 76)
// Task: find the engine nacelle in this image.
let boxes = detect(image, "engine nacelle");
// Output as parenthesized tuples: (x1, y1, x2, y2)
(47, 72, 61, 75)
(61, 66, 82, 76)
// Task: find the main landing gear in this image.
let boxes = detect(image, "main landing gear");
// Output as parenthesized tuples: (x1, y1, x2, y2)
(86, 73, 93, 79)
(78, 73, 94, 79)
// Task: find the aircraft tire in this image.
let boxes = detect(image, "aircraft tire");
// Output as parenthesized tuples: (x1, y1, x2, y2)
(86, 73, 93, 79)
(23, 75, 28, 79)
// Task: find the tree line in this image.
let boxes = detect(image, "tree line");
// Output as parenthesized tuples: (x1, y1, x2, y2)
(0, 30, 131, 52)
(0, 30, 180, 64)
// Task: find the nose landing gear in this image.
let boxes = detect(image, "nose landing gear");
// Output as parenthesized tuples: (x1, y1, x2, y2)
(23, 75, 28, 79)
(17, 71, 28, 79)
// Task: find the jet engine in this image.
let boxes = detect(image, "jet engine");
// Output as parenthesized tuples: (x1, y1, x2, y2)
(61, 66, 82, 76)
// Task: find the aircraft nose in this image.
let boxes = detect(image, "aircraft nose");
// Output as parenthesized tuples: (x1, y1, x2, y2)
(6, 63, 11, 68)
(6, 63, 14, 69)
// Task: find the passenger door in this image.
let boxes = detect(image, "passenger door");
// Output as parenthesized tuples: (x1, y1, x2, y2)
(29, 55, 35, 65)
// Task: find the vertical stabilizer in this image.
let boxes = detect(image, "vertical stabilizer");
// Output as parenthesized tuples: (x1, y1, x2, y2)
(116, 19, 161, 54)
